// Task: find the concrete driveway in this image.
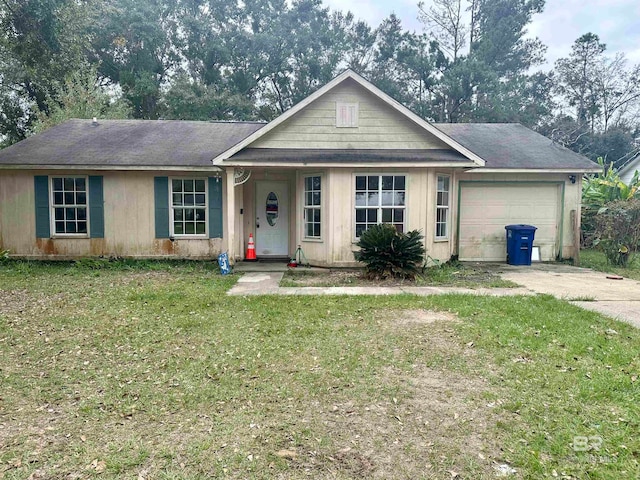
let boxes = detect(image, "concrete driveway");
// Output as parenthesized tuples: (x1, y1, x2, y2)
(499, 263, 640, 328)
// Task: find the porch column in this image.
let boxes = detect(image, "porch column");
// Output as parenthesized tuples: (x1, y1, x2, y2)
(226, 168, 236, 261)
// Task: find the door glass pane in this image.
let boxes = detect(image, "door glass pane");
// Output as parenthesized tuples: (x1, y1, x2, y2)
(266, 192, 278, 226)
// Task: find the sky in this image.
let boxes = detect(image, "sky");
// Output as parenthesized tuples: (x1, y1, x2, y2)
(322, 0, 640, 70)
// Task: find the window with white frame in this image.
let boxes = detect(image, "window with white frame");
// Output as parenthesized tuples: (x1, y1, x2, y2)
(171, 179, 207, 236)
(355, 175, 405, 238)
(304, 175, 321, 238)
(51, 177, 88, 235)
(336, 102, 358, 127)
(435, 175, 450, 239)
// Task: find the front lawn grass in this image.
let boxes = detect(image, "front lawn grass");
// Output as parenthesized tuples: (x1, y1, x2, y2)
(0, 261, 638, 479)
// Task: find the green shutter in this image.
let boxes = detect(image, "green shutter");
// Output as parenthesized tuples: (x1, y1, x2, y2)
(154, 177, 170, 238)
(209, 176, 223, 238)
(88, 176, 104, 238)
(34, 176, 50, 238)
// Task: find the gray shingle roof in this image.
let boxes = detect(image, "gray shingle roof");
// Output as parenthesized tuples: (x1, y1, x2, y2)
(434, 123, 599, 170)
(228, 148, 472, 164)
(0, 119, 599, 171)
(0, 119, 265, 168)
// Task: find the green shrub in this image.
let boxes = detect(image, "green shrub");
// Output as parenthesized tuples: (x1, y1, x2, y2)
(594, 198, 640, 266)
(354, 224, 425, 280)
(582, 157, 640, 247)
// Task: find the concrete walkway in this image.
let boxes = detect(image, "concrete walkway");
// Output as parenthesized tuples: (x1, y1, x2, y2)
(227, 272, 532, 297)
(227, 263, 640, 329)
(500, 264, 640, 328)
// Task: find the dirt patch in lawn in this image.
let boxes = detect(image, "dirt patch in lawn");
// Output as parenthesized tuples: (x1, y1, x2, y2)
(0, 289, 67, 319)
(387, 309, 459, 326)
(282, 310, 513, 479)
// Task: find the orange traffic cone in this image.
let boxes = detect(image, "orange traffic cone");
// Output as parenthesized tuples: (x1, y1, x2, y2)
(245, 233, 257, 261)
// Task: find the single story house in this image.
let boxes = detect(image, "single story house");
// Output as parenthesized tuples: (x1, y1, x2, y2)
(0, 70, 599, 265)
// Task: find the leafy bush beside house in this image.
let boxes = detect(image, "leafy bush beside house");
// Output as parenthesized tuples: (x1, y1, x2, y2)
(582, 157, 640, 247)
(354, 224, 425, 280)
(593, 198, 640, 266)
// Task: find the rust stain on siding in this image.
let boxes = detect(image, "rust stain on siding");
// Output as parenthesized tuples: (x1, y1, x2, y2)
(154, 239, 176, 256)
(90, 239, 106, 256)
(36, 239, 58, 255)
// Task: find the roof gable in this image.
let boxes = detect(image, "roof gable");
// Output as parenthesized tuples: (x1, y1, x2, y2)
(248, 77, 450, 150)
(213, 69, 485, 166)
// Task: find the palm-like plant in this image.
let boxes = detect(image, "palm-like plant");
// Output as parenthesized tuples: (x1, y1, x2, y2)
(354, 224, 425, 280)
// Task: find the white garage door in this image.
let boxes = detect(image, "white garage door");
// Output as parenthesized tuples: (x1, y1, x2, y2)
(458, 183, 561, 261)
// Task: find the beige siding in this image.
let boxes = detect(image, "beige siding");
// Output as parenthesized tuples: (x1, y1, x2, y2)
(0, 170, 225, 259)
(277, 169, 579, 267)
(295, 168, 456, 267)
(2, 168, 581, 264)
(251, 78, 451, 150)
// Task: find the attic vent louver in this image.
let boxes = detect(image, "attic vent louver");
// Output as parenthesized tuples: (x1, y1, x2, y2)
(336, 102, 358, 128)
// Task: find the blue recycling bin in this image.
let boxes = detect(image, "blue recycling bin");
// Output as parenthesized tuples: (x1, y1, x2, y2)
(505, 224, 537, 265)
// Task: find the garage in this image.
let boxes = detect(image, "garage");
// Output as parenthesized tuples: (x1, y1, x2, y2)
(458, 182, 563, 262)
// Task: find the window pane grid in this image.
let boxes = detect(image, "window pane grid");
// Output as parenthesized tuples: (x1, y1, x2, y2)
(304, 176, 321, 238)
(355, 175, 405, 237)
(51, 177, 88, 235)
(171, 179, 207, 236)
(436, 175, 450, 239)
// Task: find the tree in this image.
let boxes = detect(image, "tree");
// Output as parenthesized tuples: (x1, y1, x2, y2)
(418, 0, 549, 123)
(555, 33, 606, 129)
(418, 0, 468, 62)
(0, 0, 94, 143)
(160, 75, 254, 121)
(31, 67, 131, 133)
(552, 33, 640, 164)
(89, 0, 180, 119)
(595, 54, 640, 133)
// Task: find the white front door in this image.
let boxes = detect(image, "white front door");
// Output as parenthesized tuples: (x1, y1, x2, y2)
(255, 181, 289, 256)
